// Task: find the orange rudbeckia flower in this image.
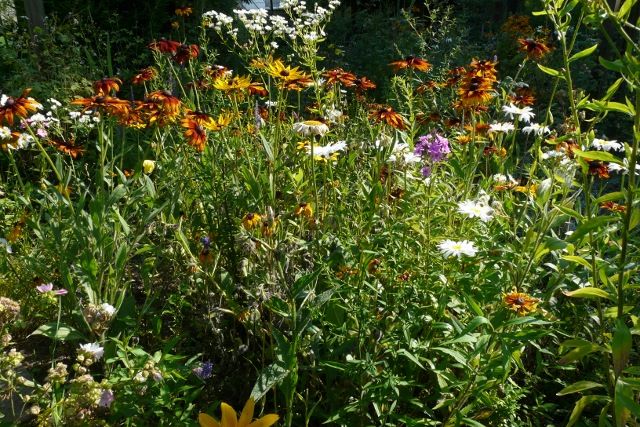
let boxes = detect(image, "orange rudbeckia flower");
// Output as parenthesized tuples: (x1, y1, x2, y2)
(0, 89, 42, 125)
(504, 292, 540, 316)
(93, 77, 122, 96)
(389, 56, 432, 73)
(369, 106, 406, 130)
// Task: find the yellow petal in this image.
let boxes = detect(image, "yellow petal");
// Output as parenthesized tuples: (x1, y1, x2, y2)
(248, 414, 280, 427)
(221, 402, 238, 427)
(199, 413, 221, 427)
(238, 398, 255, 426)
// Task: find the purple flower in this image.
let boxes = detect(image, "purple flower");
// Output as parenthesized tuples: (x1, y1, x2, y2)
(36, 128, 48, 138)
(415, 133, 450, 163)
(201, 236, 211, 248)
(36, 283, 68, 296)
(421, 165, 432, 177)
(98, 389, 114, 408)
(192, 361, 213, 380)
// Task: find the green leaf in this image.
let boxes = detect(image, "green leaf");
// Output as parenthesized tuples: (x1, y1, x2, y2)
(563, 287, 613, 300)
(561, 255, 593, 270)
(567, 216, 616, 243)
(432, 347, 467, 364)
(397, 349, 426, 370)
(612, 320, 632, 377)
(567, 395, 610, 427)
(29, 323, 85, 341)
(537, 64, 563, 78)
(599, 57, 625, 73)
(557, 381, 605, 396)
(596, 191, 625, 204)
(559, 342, 603, 364)
(617, 0, 637, 20)
(569, 44, 598, 62)
(250, 362, 289, 402)
(572, 149, 622, 164)
(630, 209, 640, 231)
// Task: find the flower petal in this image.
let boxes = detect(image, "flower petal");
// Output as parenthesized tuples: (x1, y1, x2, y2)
(199, 413, 221, 427)
(248, 414, 280, 427)
(221, 403, 238, 427)
(239, 398, 255, 426)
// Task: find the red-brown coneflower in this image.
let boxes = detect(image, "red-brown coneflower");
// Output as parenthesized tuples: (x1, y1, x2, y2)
(93, 77, 122, 96)
(389, 56, 432, 73)
(131, 67, 158, 85)
(369, 105, 406, 130)
(518, 38, 552, 60)
(323, 68, 357, 87)
(0, 89, 42, 125)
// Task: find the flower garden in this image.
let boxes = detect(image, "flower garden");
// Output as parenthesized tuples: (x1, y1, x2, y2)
(1, 0, 640, 425)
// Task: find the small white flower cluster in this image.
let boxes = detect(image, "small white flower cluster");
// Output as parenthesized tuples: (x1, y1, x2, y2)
(23, 111, 59, 139)
(47, 98, 62, 111)
(234, 8, 269, 35)
(375, 138, 421, 164)
(202, 10, 234, 31)
(0, 126, 10, 140)
(203, 0, 340, 49)
(69, 110, 100, 128)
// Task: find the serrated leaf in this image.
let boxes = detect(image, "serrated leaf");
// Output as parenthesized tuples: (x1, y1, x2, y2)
(557, 381, 605, 396)
(569, 44, 598, 62)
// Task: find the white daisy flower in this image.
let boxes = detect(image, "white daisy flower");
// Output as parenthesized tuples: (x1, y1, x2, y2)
(502, 103, 535, 123)
(308, 140, 346, 160)
(522, 123, 550, 136)
(489, 122, 515, 133)
(591, 138, 623, 152)
(457, 200, 494, 222)
(293, 120, 329, 136)
(438, 240, 478, 258)
(608, 159, 640, 175)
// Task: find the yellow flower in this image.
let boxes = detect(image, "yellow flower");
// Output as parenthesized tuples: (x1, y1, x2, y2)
(199, 398, 279, 427)
(242, 213, 262, 230)
(213, 76, 253, 93)
(143, 160, 156, 174)
(294, 203, 313, 219)
(503, 292, 540, 316)
(265, 59, 313, 91)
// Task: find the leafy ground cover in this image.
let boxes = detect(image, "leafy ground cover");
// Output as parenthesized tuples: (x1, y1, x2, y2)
(1, 0, 640, 425)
